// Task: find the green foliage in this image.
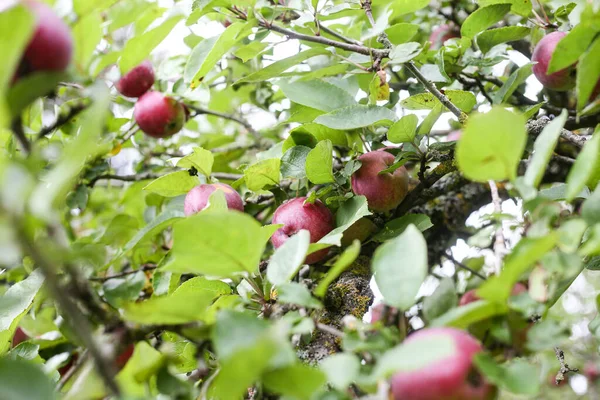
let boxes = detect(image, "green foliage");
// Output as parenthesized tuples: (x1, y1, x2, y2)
(1, 0, 600, 398)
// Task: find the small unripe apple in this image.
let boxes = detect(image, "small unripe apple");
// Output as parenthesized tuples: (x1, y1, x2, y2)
(429, 24, 460, 49)
(532, 32, 576, 91)
(184, 183, 244, 215)
(116, 61, 155, 98)
(271, 197, 335, 264)
(134, 91, 185, 138)
(351, 151, 409, 212)
(390, 328, 495, 400)
(18, 0, 73, 76)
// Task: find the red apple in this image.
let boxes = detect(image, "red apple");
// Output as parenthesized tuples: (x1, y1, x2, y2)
(585, 362, 600, 381)
(116, 61, 155, 98)
(532, 32, 575, 91)
(184, 183, 244, 215)
(351, 151, 409, 212)
(134, 91, 185, 138)
(115, 343, 134, 369)
(429, 24, 460, 50)
(459, 283, 527, 306)
(390, 328, 495, 400)
(370, 303, 385, 324)
(12, 327, 29, 347)
(271, 197, 335, 264)
(19, 0, 73, 76)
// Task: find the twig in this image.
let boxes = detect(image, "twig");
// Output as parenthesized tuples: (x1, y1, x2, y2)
(57, 349, 89, 390)
(489, 180, 506, 275)
(444, 253, 488, 281)
(88, 172, 243, 187)
(89, 265, 157, 282)
(185, 104, 260, 140)
(319, 25, 362, 46)
(316, 322, 344, 338)
(14, 219, 120, 396)
(10, 117, 31, 154)
(554, 347, 578, 385)
(36, 102, 89, 140)
(405, 62, 466, 121)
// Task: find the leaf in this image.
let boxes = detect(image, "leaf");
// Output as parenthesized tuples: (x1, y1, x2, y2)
(103, 271, 146, 308)
(321, 353, 360, 391)
(244, 158, 281, 191)
(0, 270, 44, 355)
(476, 26, 530, 53)
(185, 22, 251, 88)
(121, 205, 185, 254)
(277, 283, 323, 309)
(477, 234, 558, 303)
(0, 5, 34, 96)
(456, 107, 527, 182)
(233, 41, 269, 62)
(372, 225, 427, 310)
(387, 114, 418, 143)
(267, 230, 310, 286)
(176, 147, 214, 177)
(417, 103, 444, 135)
(582, 187, 600, 226)
(0, 358, 56, 400)
(388, 42, 422, 64)
(235, 48, 329, 84)
(371, 334, 456, 380)
(372, 214, 433, 242)
(478, 0, 532, 16)
(547, 24, 597, 74)
(577, 37, 600, 109)
(7, 72, 67, 119)
(319, 196, 372, 246)
(263, 364, 327, 400)
(461, 4, 512, 38)
(306, 140, 334, 184)
(286, 123, 348, 149)
(385, 23, 420, 45)
(430, 300, 507, 328)
(116, 341, 165, 396)
(314, 241, 361, 298)
(523, 109, 567, 189)
(400, 90, 476, 112)
(422, 278, 457, 322)
(565, 134, 600, 202)
(278, 80, 356, 112)
(143, 171, 198, 197)
(386, 0, 430, 16)
(164, 211, 273, 276)
(314, 105, 397, 130)
(492, 64, 533, 104)
(119, 14, 183, 74)
(280, 146, 311, 179)
(72, 11, 102, 71)
(122, 277, 230, 324)
(474, 354, 540, 395)
(368, 73, 390, 104)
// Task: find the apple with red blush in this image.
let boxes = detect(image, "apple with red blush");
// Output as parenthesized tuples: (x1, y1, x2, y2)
(184, 183, 244, 215)
(116, 61, 155, 98)
(134, 91, 186, 138)
(351, 151, 409, 213)
(271, 197, 335, 264)
(390, 327, 496, 400)
(429, 24, 460, 50)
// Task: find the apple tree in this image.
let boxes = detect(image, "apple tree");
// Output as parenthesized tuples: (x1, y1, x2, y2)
(1, 0, 600, 399)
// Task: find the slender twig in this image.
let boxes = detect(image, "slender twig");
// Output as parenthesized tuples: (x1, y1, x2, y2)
(88, 171, 243, 187)
(554, 347, 578, 385)
(405, 62, 466, 121)
(57, 349, 89, 390)
(185, 104, 260, 140)
(444, 253, 488, 281)
(316, 322, 344, 338)
(36, 102, 89, 140)
(14, 219, 120, 396)
(489, 180, 506, 275)
(89, 265, 157, 282)
(10, 117, 31, 153)
(319, 25, 362, 46)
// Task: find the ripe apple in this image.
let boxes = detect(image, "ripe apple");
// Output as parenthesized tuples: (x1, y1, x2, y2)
(184, 183, 244, 215)
(18, 0, 73, 76)
(116, 61, 155, 98)
(370, 303, 385, 324)
(134, 91, 185, 138)
(429, 24, 460, 50)
(459, 283, 527, 306)
(585, 362, 600, 382)
(351, 151, 409, 212)
(390, 328, 495, 400)
(12, 327, 29, 347)
(115, 343, 135, 369)
(532, 32, 576, 91)
(271, 197, 335, 264)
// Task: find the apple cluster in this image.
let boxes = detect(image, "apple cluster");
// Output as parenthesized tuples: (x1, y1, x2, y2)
(116, 62, 187, 139)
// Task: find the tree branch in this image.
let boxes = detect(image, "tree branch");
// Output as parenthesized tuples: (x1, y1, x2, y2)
(36, 102, 89, 140)
(89, 265, 157, 282)
(554, 346, 578, 385)
(89, 172, 244, 187)
(184, 104, 261, 140)
(489, 180, 506, 275)
(10, 117, 31, 154)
